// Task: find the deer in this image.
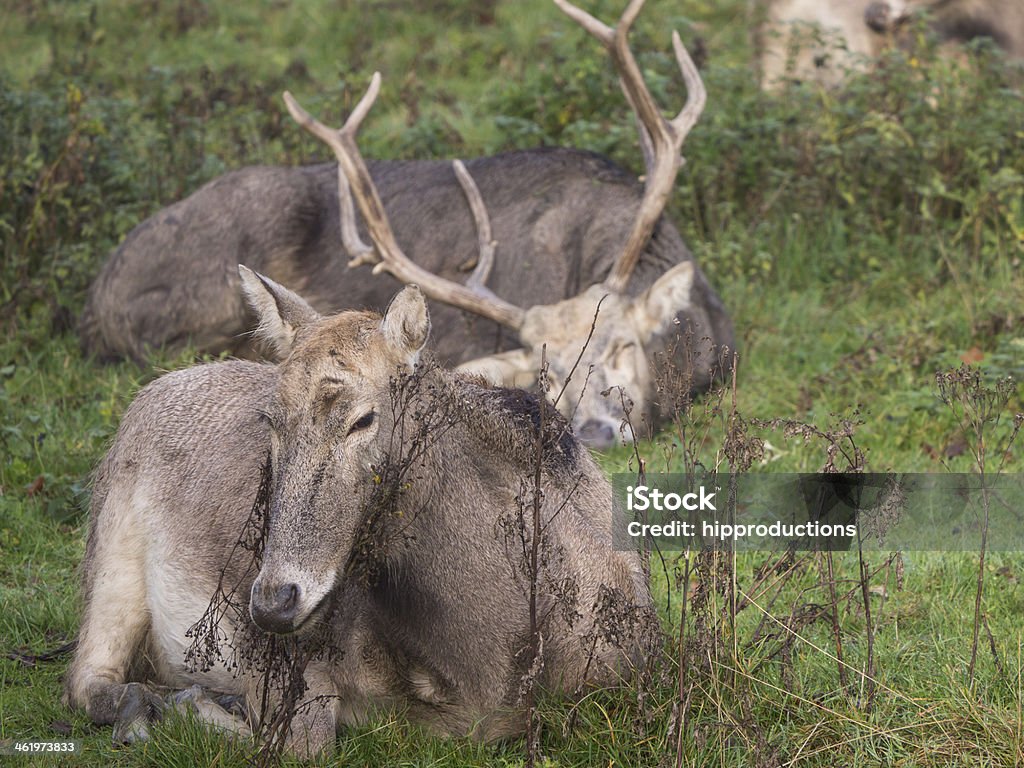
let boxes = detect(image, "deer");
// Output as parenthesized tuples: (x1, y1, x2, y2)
(759, 0, 1024, 89)
(79, 0, 734, 448)
(63, 264, 655, 757)
(887, 0, 1024, 59)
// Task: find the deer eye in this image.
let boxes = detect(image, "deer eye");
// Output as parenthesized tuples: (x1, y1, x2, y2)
(348, 411, 375, 435)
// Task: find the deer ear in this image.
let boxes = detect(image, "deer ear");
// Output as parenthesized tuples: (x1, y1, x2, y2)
(381, 285, 430, 368)
(238, 265, 320, 358)
(631, 261, 695, 339)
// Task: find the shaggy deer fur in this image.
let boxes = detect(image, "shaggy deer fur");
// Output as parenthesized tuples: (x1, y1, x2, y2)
(65, 268, 654, 757)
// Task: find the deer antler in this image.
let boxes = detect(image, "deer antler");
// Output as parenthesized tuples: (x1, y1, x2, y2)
(452, 159, 497, 291)
(552, 0, 706, 292)
(283, 78, 526, 331)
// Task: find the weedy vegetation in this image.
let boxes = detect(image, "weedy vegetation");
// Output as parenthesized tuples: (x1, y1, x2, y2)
(2, 0, 1024, 765)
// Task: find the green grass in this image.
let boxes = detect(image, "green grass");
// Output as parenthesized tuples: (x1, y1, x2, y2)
(2, 0, 1024, 765)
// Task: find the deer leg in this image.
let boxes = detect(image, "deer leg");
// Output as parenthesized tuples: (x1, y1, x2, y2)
(63, 486, 153, 728)
(169, 685, 253, 738)
(245, 664, 338, 758)
(284, 697, 336, 759)
(106, 684, 253, 746)
(109, 682, 166, 744)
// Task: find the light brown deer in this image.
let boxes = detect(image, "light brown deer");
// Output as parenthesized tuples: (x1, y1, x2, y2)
(759, 0, 1024, 89)
(64, 267, 655, 756)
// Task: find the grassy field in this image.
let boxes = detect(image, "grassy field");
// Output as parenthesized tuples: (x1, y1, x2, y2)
(2, 0, 1024, 765)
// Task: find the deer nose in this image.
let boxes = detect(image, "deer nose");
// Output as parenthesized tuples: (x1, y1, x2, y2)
(250, 581, 302, 634)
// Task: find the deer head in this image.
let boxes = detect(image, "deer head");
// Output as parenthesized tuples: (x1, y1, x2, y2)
(240, 265, 431, 633)
(283, 0, 708, 448)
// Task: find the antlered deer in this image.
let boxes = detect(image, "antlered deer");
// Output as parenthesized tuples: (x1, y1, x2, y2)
(64, 267, 654, 756)
(79, 0, 734, 448)
(760, 0, 1024, 89)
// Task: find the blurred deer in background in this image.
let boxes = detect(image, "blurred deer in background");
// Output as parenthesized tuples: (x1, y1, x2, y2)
(759, 0, 1024, 89)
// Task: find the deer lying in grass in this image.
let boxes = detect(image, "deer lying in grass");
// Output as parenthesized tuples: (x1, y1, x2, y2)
(64, 265, 655, 757)
(80, 0, 734, 448)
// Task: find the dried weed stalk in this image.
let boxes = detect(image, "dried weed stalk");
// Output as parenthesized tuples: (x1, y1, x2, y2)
(936, 364, 1024, 686)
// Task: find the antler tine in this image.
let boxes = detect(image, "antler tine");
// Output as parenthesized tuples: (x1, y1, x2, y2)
(553, 0, 707, 293)
(336, 166, 375, 266)
(550, 0, 614, 43)
(284, 87, 376, 266)
(283, 79, 526, 331)
(284, 73, 381, 148)
(669, 30, 706, 142)
(452, 160, 496, 291)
